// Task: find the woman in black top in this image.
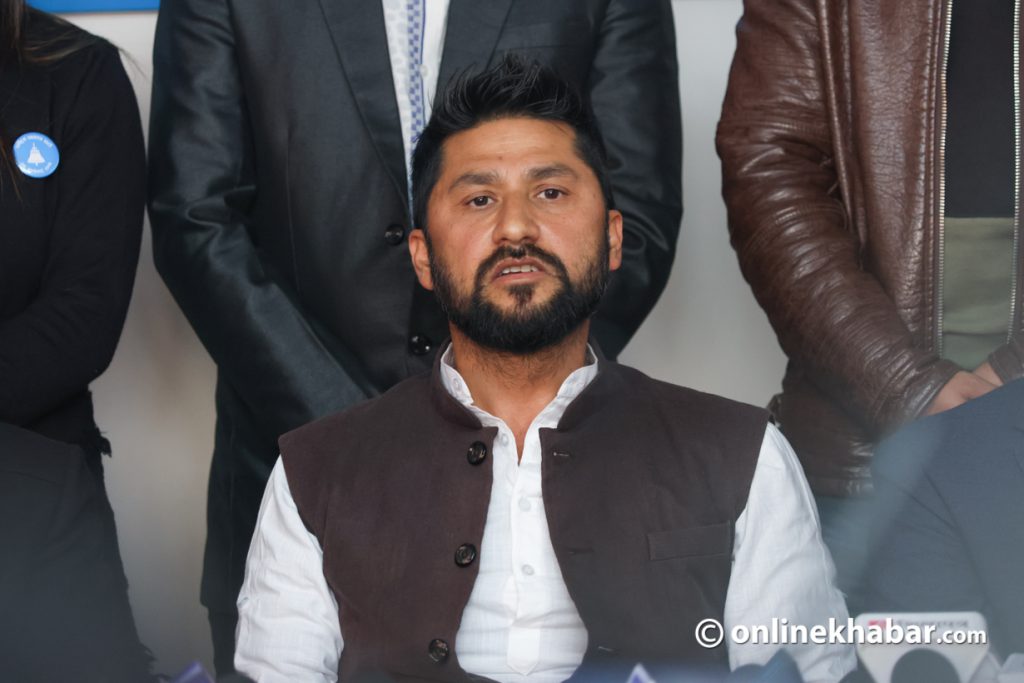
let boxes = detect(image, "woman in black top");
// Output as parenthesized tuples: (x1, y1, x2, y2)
(0, 1, 152, 679)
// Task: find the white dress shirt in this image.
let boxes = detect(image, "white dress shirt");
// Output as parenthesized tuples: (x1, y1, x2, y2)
(236, 348, 856, 682)
(380, 0, 451, 172)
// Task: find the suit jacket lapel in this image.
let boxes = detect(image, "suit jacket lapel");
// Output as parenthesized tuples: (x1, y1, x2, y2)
(438, 0, 515, 91)
(317, 0, 408, 210)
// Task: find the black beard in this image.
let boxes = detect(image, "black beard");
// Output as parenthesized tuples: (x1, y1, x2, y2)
(428, 238, 610, 355)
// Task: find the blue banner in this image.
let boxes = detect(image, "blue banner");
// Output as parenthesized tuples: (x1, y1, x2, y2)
(28, 0, 158, 11)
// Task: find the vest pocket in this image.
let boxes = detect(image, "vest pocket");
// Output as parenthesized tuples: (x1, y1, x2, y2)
(647, 523, 733, 561)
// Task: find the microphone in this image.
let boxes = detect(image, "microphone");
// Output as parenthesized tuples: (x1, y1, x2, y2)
(168, 662, 255, 683)
(838, 668, 874, 683)
(890, 649, 959, 683)
(855, 612, 989, 683)
(726, 650, 803, 682)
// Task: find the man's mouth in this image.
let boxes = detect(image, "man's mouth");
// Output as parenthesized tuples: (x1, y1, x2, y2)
(492, 258, 547, 282)
(499, 264, 540, 275)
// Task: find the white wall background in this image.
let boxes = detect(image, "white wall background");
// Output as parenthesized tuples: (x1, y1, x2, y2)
(66, 1, 786, 675)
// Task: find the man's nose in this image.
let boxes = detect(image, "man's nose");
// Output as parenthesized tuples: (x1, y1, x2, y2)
(492, 196, 540, 245)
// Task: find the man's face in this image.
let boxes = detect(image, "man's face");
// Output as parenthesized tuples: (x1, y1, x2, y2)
(408, 116, 623, 354)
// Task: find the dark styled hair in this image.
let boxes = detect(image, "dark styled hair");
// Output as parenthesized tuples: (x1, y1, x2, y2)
(411, 54, 613, 230)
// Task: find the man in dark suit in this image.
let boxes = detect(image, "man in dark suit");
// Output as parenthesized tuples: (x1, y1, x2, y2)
(863, 379, 1024, 657)
(147, 0, 681, 674)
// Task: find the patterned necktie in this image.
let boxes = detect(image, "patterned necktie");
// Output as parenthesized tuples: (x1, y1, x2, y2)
(407, 0, 427, 147)
(405, 0, 427, 214)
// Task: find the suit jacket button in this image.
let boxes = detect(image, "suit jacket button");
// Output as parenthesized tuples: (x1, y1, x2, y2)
(409, 334, 433, 356)
(384, 223, 405, 245)
(454, 543, 477, 567)
(467, 441, 488, 465)
(428, 638, 450, 663)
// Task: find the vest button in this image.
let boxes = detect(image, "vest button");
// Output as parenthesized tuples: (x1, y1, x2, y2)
(428, 638, 450, 663)
(454, 543, 477, 567)
(466, 441, 488, 465)
(383, 223, 405, 245)
(409, 334, 433, 356)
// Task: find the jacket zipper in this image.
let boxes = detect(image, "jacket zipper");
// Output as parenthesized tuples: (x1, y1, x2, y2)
(1008, 0, 1022, 343)
(937, 0, 953, 357)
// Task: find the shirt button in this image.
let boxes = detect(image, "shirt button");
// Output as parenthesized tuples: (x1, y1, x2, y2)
(500, 433, 510, 446)
(521, 564, 535, 576)
(427, 638, 450, 663)
(409, 334, 433, 356)
(466, 441, 488, 466)
(383, 223, 405, 245)
(518, 497, 531, 512)
(454, 543, 477, 567)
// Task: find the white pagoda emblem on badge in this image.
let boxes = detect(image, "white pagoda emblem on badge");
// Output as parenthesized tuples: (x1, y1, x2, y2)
(26, 143, 46, 165)
(13, 132, 60, 178)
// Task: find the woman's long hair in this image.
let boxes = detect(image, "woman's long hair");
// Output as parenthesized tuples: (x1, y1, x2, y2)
(0, 0, 28, 60)
(0, 0, 98, 191)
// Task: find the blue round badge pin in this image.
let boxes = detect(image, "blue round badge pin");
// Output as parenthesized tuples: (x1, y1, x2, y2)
(13, 132, 60, 179)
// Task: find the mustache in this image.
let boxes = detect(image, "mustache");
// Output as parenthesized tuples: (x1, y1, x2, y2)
(474, 244, 569, 286)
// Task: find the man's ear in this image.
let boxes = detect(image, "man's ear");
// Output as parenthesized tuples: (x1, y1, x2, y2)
(607, 209, 623, 272)
(408, 228, 434, 290)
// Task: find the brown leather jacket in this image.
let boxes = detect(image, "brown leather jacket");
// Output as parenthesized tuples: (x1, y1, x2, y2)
(716, 0, 1024, 496)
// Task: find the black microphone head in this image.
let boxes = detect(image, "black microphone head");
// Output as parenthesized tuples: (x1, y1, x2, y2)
(726, 650, 803, 682)
(727, 665, 766, 682)
(838, 666, 874, 683)
(891, 649, 959, 683)
(759, 650, 803, 682)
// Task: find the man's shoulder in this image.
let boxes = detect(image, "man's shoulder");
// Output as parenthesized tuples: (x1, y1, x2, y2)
(609, 362, 769, 424)
(279, 371, 433, 456)
(604, 363, 770, 515)
(276, 372, 435, 519)
(602, 363, 771, 471)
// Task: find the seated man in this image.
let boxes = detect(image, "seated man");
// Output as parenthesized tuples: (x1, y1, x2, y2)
(234, 57, 854, 683)
(863, 379, 1024, 659)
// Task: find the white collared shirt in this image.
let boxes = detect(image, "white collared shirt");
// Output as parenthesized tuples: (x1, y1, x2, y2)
(236, 349, 855, 682)
(447, 347, 596, 681)
(380, 0, 451, 173)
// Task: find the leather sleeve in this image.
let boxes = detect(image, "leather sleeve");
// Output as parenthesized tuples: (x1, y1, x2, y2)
(987, 337, 1024, 383)
(148, 0, 370, 444)
(716, 0, 958, 435)
(0, 45, 143, 425)
(587, 0, 682, 358)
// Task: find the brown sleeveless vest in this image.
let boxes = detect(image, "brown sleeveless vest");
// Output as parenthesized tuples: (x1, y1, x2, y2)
(280, 350, 767, 683)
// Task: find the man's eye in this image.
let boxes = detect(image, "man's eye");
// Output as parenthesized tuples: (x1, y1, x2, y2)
(541, 189, 564, 200)
(470, 196, 492, 207)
